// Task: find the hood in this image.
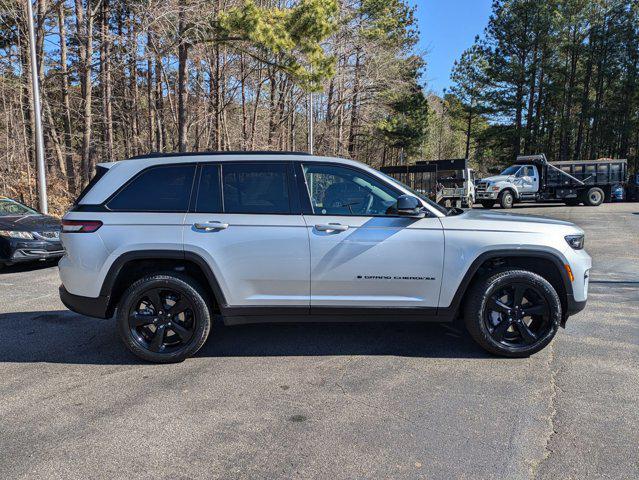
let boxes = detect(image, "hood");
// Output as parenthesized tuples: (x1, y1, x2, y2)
(0, 214, 61, 232)
(460, 209, 574, 226)
(441, 209, 583, 235)
(480, 174, 513, 184)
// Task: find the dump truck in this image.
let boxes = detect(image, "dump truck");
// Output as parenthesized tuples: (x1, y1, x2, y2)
(475, 154, 628, 209)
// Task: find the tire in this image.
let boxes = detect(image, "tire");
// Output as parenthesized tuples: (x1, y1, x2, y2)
(117, 272, 212, 363)
(499, 190, 515, 209)
(463, 269, 561, 358)
(480, 201, 495, 209)
(583, 187, 604, 206)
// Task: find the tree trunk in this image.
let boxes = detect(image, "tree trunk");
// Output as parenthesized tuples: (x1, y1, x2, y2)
(465, 102, 473, 159)
(58, 1, 75, 192)
(75, 0, 96, 184)
(240, 53, 248, 149)
(348, 48, 361, 158)
(146, 31, 156, 151)
(128, 14, 141, 155)
(100, 0, 114, 161)
(177, 6, 188, 152)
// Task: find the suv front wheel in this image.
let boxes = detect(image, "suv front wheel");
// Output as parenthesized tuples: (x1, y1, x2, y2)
(464, 270, 561, 357)
(117, 273, 212, 363)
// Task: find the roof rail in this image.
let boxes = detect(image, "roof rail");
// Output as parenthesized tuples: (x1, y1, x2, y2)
(128, 150, 311, 160)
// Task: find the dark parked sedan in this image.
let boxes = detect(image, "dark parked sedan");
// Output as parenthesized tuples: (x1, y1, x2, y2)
(0, 197, 63, 268)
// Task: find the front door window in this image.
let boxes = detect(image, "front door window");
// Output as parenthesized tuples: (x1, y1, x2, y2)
(303, 164, 401, 216)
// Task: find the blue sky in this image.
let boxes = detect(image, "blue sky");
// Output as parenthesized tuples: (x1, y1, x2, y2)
(409, 0, 493, 94)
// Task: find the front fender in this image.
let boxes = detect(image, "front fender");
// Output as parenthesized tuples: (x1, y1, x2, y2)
(438, 245, 573, 315)
(496, 183, 520, 198)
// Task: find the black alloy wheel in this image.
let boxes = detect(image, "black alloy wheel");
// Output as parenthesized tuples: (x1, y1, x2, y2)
(483, 283, 550, 348)
(117, 273, 212, 363)
(464, 269, 561, 357)
(128, 287, 196, 353)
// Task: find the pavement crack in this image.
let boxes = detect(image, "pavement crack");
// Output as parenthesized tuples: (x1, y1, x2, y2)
(530, 343, 560, 480)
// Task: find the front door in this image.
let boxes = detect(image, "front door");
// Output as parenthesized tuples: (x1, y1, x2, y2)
(516, 165, 539, 194)
(300, 163, 445, 310)
(183, 162, 310, 309)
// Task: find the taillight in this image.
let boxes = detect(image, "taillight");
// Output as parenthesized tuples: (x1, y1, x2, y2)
(61, 220, 103, 233)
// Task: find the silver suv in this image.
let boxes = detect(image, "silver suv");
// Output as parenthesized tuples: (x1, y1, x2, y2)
(58, 152, 591, 362)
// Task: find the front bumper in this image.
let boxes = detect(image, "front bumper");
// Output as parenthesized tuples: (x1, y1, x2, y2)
(476, 191, 498, 199)
(1, 238, 64, 264)
(566, 296, 587, 316)
(59, 285, 111, 319)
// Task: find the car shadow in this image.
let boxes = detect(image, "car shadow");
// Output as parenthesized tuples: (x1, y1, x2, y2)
(0, 310, 491, 365)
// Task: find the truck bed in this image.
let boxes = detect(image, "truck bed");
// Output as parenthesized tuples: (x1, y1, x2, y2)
(546, 159, 627, 187)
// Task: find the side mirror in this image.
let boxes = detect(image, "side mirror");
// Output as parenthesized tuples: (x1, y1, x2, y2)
(396, 195, 425, 217)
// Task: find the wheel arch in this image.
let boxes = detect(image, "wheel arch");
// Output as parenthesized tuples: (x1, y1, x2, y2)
(101, 250, 227, 317)
(442, 249, 573, 321)
(500, 186, 519, 200)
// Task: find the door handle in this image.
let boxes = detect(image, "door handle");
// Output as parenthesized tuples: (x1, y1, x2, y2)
(315, 223, 349, 232)
(194, 221, 229, 231)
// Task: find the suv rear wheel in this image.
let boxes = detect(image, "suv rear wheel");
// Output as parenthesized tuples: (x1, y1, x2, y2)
(464, 270, 561, 357)
(117, 272, 212, 363)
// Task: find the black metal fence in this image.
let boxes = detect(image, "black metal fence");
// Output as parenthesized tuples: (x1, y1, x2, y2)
(380, 164, 439, 200)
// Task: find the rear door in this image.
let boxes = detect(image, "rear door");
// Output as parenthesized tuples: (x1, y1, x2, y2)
(299, 162, 445, 311)
(183, 162, 310, 310)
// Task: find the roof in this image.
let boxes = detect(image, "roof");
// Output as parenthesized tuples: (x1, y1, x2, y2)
(128, 150, 311, 160)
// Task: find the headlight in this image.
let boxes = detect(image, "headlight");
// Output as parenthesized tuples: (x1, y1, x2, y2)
(0, 230, 34, 239)
(491, 186, 500, 191)
(565, 234, 584, 250)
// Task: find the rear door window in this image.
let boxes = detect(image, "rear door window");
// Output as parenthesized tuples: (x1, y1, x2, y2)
(221, 163, 291, 214)
(107, 165, 196, 212)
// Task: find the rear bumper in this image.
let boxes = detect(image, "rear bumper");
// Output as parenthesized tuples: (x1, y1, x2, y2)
(59, 285, 111, 319)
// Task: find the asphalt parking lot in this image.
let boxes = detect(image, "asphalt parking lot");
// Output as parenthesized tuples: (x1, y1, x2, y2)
(1, 203, 637, 480)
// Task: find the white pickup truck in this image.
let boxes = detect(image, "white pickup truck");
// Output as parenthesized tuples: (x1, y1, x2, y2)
(475, 154, 627, 209)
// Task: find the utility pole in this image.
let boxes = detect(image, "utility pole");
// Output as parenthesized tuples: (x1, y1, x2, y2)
(26, 0, 48, 213)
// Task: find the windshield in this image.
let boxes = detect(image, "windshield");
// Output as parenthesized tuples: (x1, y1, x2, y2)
(501, 165, 520, 175)
(378, 172, 449, 215)
(0, 198, 39, 216)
